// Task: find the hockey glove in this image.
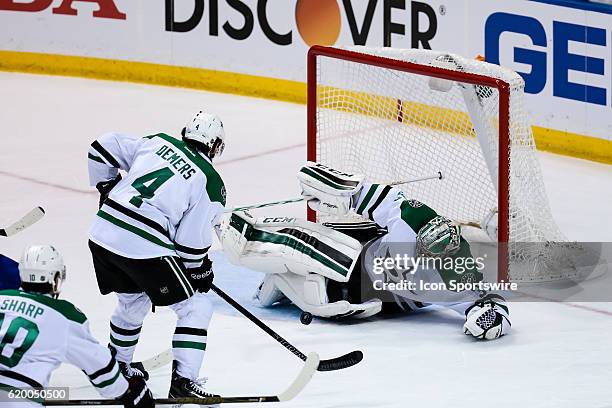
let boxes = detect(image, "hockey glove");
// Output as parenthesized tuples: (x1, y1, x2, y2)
(119, 376, 154, 408)
(185, 256, 214, 293)
(297, 162, 364, 216)
(96, 174, 122, 208)
(464, 294, 511, 340)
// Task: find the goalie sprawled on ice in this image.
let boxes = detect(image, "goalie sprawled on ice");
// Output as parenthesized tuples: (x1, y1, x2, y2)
(218, 162, 511, 340)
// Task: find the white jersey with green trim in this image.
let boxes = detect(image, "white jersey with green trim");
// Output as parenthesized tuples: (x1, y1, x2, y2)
(0, 290, 128, 401)
(353, 183, 483, 309)
(88, 132, 226, 266)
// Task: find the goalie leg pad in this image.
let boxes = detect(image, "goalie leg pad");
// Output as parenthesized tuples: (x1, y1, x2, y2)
(219, 212, 362, 283)
(254, 275, 288, 306)
(256, 273, 383, 319)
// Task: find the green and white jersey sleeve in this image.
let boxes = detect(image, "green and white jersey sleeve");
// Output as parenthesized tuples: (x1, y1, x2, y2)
(0, 290, 128, 399)
(354, 183, 483, 307)
(354, 183, 439, 243)
(88, 132, 226, 265)
(88, 132, 145, 186)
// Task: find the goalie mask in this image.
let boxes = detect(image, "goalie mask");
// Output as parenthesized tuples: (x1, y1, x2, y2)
(19, 245, 67, 298)
(416, 216, 461, 258)
(182, 110, 226, 159)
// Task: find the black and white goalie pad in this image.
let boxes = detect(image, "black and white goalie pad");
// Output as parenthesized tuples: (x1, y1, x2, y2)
(297, 162, 364, 216)
(218, 212, 362, 283)
(255, 273, 383, 320)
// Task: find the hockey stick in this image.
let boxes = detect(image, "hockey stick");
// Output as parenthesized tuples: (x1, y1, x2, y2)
(0, 207, 45, 237)
(229, 171, 443, 212)
(211, 284, 363, 371)
(142, 349, 173, 372)
(458, 220, 482, 229)
(70, 350, 175, 392)
(45, 352, 319, 405)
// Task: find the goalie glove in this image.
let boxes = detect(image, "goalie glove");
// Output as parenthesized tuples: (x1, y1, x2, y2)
(463, 294, 511, 340)
(297, 162, 364, 216)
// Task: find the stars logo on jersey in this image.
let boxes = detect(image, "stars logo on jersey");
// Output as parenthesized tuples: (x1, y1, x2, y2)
(407, 199, 423, 208)
(221, 186, 227, 202)
(460, 272, 476, 284)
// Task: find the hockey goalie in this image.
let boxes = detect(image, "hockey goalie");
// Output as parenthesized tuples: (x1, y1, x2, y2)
(219, 162, 511, 340)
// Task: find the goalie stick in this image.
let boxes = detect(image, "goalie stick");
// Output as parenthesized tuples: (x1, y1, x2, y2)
(0, 207, 45, 237)
(44, 352, 319, 406)
(211, 284, 363, 372)
(229, 171, 443, 212)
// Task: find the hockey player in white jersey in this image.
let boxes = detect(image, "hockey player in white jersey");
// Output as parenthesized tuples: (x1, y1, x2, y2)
(87, 111, 226, 398)
(219, 162, 511, 340)
(0, 245, 153, 408)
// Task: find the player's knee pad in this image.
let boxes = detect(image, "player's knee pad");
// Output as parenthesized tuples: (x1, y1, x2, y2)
(170, 292, 213, 329)
(112, 293, 151, 328)
(219, 212, 362, 283)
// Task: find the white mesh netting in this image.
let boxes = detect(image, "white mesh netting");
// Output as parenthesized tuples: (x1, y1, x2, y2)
(312, 46, 579, 282)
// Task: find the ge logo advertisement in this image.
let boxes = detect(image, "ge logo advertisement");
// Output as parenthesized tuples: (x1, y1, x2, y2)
(469, 1, 610, 142)
(485, 12, 608, 106)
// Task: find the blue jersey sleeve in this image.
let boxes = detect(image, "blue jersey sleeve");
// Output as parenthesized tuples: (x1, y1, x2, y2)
(0, 254, 21, 290)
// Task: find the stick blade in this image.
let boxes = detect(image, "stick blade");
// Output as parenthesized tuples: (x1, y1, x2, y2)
(317, 350, 363, 371)
(142, 349, 173, 372)
(277, 352, 319, 402)
(1, 206, 45, 237)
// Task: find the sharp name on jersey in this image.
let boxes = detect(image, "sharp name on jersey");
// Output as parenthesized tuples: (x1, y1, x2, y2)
(0, 290, 128, 399)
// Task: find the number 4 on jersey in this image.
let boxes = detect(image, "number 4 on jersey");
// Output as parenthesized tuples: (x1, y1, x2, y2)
(129, 168, 174, 208)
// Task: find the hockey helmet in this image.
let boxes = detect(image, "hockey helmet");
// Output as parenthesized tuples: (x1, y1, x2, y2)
(19, 245, 66, 297)
(416, 216, 461, 258)
(182, 110, 225, 159)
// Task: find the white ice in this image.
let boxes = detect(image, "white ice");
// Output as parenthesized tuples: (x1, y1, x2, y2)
(1, 72, 611, 408)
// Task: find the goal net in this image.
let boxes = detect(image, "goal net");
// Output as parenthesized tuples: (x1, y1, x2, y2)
(307, 45, 578, 283)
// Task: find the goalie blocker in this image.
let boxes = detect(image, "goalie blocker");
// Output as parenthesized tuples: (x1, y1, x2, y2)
(218, 211, 382, 319)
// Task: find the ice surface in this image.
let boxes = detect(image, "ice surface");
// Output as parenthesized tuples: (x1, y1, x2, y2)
(1, 73, 611, 408)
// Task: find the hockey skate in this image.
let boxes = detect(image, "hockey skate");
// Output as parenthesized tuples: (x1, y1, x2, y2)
(108, 344, 150, 380)
(168, 360, 220, 406)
